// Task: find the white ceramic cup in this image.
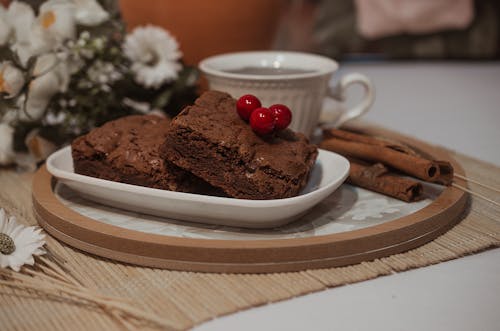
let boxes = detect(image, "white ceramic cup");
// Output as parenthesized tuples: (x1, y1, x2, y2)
(199, 51, 375, 137)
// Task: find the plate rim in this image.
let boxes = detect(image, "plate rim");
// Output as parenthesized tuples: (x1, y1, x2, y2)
(46, 146, 350, 208)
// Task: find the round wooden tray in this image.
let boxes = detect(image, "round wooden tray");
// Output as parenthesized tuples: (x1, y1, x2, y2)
(33, 128, 468, 273)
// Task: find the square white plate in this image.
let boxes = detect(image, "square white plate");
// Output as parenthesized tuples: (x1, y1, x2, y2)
(46, 146, 349, 228)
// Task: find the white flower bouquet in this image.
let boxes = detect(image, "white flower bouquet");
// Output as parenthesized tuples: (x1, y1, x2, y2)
(0, 0, 198, 169)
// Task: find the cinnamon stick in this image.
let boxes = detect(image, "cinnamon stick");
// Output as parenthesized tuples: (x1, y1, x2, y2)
(434, 160, 454, 185)
(320, 138, 439, 180)
(322, 129, 454, 185)
(347, 159, 423, 202)
(323, 128, 420, 157)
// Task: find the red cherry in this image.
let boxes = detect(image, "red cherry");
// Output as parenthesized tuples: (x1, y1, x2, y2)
(249, 107, 275, 135)
(236, 94, 262, 121)
(269, 104, 292, 130)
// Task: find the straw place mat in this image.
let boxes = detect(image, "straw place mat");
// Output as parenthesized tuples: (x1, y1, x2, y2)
(0, 146, 499, 330)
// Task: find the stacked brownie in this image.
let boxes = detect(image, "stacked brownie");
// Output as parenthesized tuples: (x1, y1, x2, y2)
(161, 91, 318, 200)
(72, 91, 318, 200)
(71, 115, 222, 195)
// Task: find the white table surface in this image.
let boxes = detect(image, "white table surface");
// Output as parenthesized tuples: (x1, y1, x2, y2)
(195, 62, 500, 331)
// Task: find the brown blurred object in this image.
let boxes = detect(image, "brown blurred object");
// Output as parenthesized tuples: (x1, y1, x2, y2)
(355, 0, 474, 39)
(273, 0, 317, 51)
(0, 0, 9, 7)
(313, 0, 500, 59)
(119, 0, 286, 66)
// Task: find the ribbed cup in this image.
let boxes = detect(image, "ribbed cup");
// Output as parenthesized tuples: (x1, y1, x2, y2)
(204, 75, 330, 137)
(199, 51, 340, 137)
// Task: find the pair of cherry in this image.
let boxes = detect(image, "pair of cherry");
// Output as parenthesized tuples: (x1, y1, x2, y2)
(236, 94, 292, 135)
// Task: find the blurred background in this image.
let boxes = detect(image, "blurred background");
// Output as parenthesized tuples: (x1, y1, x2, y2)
(117, 0, 500, 64)
(7, 0, 500, 64)
(115, 0, 500, 165)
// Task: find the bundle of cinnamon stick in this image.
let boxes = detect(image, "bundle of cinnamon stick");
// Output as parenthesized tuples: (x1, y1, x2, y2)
(320, 129, 454, 202)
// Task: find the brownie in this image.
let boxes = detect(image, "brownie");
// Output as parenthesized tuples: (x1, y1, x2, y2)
(72, 114, 222, 195)
(161, 91, 318, 200)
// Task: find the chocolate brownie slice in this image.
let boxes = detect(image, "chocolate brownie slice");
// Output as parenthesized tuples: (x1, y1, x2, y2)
(72, 114, 221, 194)
(162, 91, 318, 200)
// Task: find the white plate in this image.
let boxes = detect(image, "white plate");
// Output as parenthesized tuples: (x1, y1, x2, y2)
(46, 146, 350, 228)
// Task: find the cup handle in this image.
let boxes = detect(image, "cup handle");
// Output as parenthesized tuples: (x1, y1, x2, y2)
(326, 72, 375, 128)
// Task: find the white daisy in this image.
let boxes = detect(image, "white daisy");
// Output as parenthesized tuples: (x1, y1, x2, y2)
(0, 123, 15, 165)
(0, 209, 45, 272)
(123, 25, 182, 89)
(0, 61, 25, 98)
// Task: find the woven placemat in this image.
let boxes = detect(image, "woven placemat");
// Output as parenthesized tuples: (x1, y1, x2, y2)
(0, 148, 499, 331)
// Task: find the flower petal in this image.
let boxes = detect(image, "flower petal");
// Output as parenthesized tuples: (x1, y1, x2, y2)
(9, 223, 25, 239)
(0, 210, 46, 271)
(7, 255, 23, 272)
(73, 0, 109, 26)
(25, 71, 60, 121)
(30, 0, 76, 55)
(5, 216, 21, 235)
(0, 7, 12, 45)
(0, 256, 10, 269)
(7, 1, 35, 44)
(0, 61, 25, 97)
(0, 208, 6, 226)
